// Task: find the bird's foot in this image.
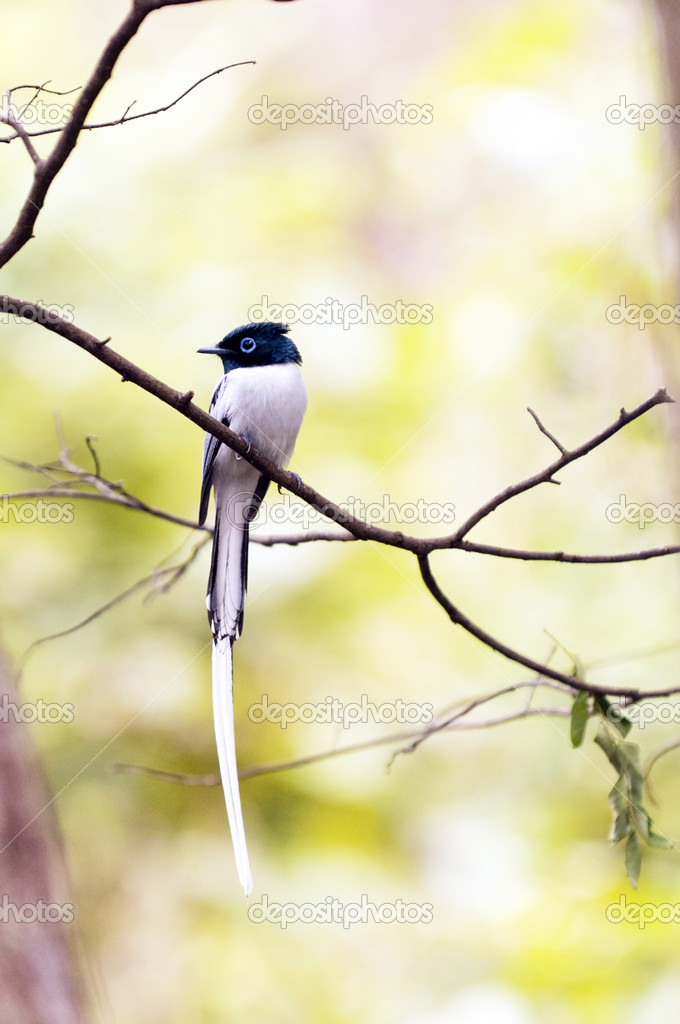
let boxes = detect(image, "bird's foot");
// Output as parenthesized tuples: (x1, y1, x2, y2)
(235, 438, 253, 462)
(279, 472, 301, 493)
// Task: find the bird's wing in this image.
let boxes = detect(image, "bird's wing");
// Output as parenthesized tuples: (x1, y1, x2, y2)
(199, 379, 229, 527)
(237, 472, 271, 626)
(207, 471, 269, 643)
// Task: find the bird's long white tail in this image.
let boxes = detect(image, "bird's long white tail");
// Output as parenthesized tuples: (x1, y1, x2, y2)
(212, 635, 252, 896)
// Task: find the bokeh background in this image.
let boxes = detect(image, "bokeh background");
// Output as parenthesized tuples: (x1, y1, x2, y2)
(2, 0, 680, 1020)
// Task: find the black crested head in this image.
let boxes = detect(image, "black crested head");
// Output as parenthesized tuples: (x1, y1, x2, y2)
(197, 321, 302, 371)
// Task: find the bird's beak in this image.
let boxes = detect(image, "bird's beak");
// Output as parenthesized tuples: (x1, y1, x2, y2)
(197, 345, 223, 355)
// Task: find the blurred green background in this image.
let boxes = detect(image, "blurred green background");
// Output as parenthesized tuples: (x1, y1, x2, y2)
(2, 0, 680, 1020)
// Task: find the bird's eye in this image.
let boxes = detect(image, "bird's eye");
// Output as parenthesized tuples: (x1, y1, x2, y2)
(240, 337, 256, 354)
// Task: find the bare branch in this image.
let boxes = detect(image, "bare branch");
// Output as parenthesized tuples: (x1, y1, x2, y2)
(390, 679, 569, 760)
(0, 1, 241, 264)
(0, 90, 41, 164)
(1, 482, 207, 533)
(7, 451, 679, 563)
(0, 298, 674, 564)
(252, 529, 355, 546)
(416, 551, 678, 700)
(85, 435, 101, 477)
(527, 406, 567, 455)
(20, 536, 209, 664)
(450, 388, 674, 543)
(110, 706, 570, 786)
(0, 7, 152, 266)
(457, 539, 680, 564)
(0, 64, 256, 144)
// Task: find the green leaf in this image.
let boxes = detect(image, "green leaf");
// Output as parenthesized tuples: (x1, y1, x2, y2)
(647, 826, 673, 850)
(620, 742, 641, 773)
(595, 725, 623, 773)
(594, 694, 632, 736)
(594, 715, 671, 885)
(570, 692, 589, 748)
(615, 712, 633, 738)
(625, 833, 642, 888)
(608, 776, 633, 842)
(631, 804, 650, 839)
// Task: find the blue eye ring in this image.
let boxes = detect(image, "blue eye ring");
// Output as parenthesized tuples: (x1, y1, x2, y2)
(240, 336, 256, 353)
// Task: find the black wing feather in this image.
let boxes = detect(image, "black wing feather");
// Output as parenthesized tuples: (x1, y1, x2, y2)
(237, 473, 271, 636)
(199, 381, 230, 527)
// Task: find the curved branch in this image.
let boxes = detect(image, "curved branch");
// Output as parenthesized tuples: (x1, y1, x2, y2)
(449, 389, 674, 543)
(110, 706, 570, 786)
(0, 0, 227, 266)
(0, 64, 255, 144)
(20, 535, 209, 665)
(0, 298, 674, 563)
(0, 6, 149, 266)
(1, 303, 677, 703)
(417, 552, 680, 700)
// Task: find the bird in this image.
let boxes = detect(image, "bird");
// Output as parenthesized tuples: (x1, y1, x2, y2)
(197, 322, 307, 896)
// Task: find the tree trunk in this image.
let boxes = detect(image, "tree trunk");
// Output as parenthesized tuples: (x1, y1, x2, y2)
(0, 644, 87, 1023)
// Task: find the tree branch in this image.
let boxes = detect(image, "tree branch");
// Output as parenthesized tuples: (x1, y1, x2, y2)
(0, 298, 674, 563)
(0, 6, 154, 267)
(417, 552, 678, 700)
(110, 705, 570, 786)
(0, 64, 255, 144)
(449, 389, 674, 543)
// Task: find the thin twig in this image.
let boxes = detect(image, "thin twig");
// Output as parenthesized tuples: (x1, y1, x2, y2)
(0, 64, 255, 144)
(19, 536, 209, 665)
(110, 705, 570, 786)
(0, 299, 673, 559)
(416, 551, 672, 699)
(450, 389, 674, 543)
(527, 406, 568, 455)
(644, 736, 680, 780)
(0, 89, 41, 164)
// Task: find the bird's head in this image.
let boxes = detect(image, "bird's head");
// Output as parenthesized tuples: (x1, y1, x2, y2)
(197, 322, 302, 373)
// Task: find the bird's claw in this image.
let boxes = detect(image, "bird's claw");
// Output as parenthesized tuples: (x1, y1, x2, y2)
(279, 472, 301, 493)
(235, 439, 252, 462)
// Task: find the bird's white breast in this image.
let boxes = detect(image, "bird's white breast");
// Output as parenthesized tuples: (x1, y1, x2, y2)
(212, 362, 307, 471)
